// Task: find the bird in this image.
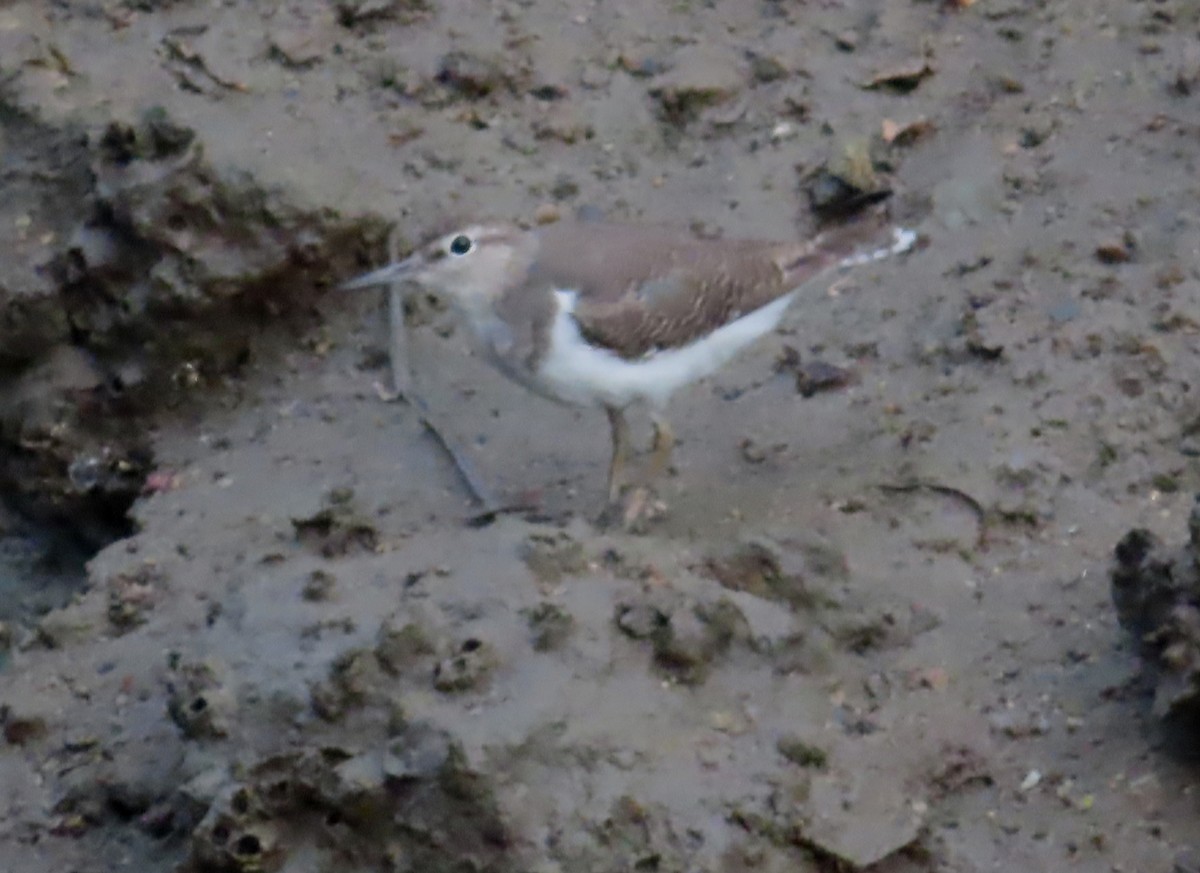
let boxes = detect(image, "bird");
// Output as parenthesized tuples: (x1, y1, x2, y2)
(342, 211, 916, 509)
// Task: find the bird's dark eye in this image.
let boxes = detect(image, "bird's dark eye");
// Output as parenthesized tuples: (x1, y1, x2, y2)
(449, 235, 472, 256)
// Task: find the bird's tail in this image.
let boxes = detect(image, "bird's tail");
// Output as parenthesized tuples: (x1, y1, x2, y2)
(835, 225, 917, 269)
(777, 207, 916, 287)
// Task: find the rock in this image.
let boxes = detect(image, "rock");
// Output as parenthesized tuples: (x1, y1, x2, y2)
(291, 489, 380, 558)
(375, 618, 435, 675)
(268, 19, 336, 69)
(310, 648, 386, 721)
(1, 706, 48, 746)
(433, 637, 496, 693)
(1096, 235, 1135, 264)
(532, 103, 594, 144)
(651, 598, 748, 685)
(382, 723, 452, 781)
(334, 0, 430, 27)
(615, 600, 671, 639)
(523, 602, 575, 651)
(777, 734, 828, 768)
(189, 781, 285, 873)
(805, 138, 892, 218)
(36, 601, 98, 648)
(167, 659, 236, 739)
(105, 561, 167, 633)
(862, 57, 936, 92)
(834, 29, 860, 52)
(775, 348, 858, 398)
(302, 569, 337, 601)
(534, 203, 562, 225)
(704, 536, 843, 611)
(616, 48, 667, 79)
(749, 53, 789, 83)
(0, 104, 386, 541)
(649, 45, 746, 125)
(796, 770, 925, 868)
(180, 727, 508, 871)
(521, 530, 588, 585)
(1111, 500, 1200, 723)
(436, 50, 526, 101)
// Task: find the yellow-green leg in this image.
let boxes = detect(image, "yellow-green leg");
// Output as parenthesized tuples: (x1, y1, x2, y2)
(647, 414, 675, 482)
(605, 405, 631, 503)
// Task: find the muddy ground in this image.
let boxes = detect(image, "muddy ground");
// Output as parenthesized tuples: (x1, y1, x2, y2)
(1, 0, 1199, 871)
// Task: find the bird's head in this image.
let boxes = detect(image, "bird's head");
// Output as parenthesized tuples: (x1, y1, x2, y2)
(341, 223, 532, 310)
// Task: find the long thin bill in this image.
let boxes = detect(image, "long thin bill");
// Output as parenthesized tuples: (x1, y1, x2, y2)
(339, 258, 417, 291)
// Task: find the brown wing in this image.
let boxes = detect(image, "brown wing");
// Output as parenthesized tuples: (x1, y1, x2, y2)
(529, 218, 893, 360)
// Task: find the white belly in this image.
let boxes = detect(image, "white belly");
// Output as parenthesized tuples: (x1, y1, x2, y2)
(530, 290, 794, 410)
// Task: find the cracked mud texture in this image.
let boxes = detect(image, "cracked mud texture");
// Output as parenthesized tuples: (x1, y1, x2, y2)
(1, 0, 1200, 872)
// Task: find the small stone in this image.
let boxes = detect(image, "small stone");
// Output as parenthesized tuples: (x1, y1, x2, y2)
(2, 711, 47, 746)
(617, 49, 667, 79)
(777, 734, 828, 768)
(650, 45, 746, 124)
(310, 648, 384, 721)
(166, 659, 236, 739)
(269, 23, 334, 69)
(806, 138, 890, 218)
(524, 602, 574, 651)
(705, 536, 843, 610)
(750, 53, 788, 83)
(799, 771, 923, 868)
(1096, 236, 1134, 264)
(550, 174, 580, 201)
(770, 121, 799, 142)
(835, 30, 859, 52)
(615, 601, 669, 640)
(740, 436, 768, 464)
(291, 498, 379, 559)
(905, 666, 950, 692)
(375, 619, 434, 674)
(881, 116, 935, 146)
(793, 360, 857, 398)
(433, 638, 495, 693)
(532, 103, 593, 144)
(302, 569, 336, 601)
(383, 725, 452, 780)
(37, 603, 97, 648)
(436, 49, 523, 101)
(534, 204, 562, 225)
(862, 57, 935, 92)
(521, 531, 587, 585)
(334, 0, 430, 27)
(652, 599, 748, 684)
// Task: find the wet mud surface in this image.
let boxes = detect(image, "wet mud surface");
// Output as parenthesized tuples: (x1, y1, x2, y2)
(1, 0, 1199, 870)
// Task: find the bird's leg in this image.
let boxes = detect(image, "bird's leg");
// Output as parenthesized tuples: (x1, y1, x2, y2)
(607, 412, 672, 531)
(605, 405, 632, 503)
(646, 414, 676, 482)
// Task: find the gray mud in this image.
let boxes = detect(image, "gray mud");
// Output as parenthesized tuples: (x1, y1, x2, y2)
(1, 1, 1199, 871)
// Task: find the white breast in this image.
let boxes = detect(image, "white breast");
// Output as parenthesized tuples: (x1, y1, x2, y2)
(531, 290, 795, 410)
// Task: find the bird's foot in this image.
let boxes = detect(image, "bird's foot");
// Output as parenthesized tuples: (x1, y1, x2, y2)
(597, 484, 668, 533)
(372, 380, 406, 403)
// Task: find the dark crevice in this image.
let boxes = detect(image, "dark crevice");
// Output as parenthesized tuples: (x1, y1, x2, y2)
(0, 495, 111, 630)
(0, 103, 388, 645)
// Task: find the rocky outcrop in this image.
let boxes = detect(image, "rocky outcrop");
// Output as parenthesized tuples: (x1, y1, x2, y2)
(1111, 496, 1200, 725)
(0, 98, 387, 542)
